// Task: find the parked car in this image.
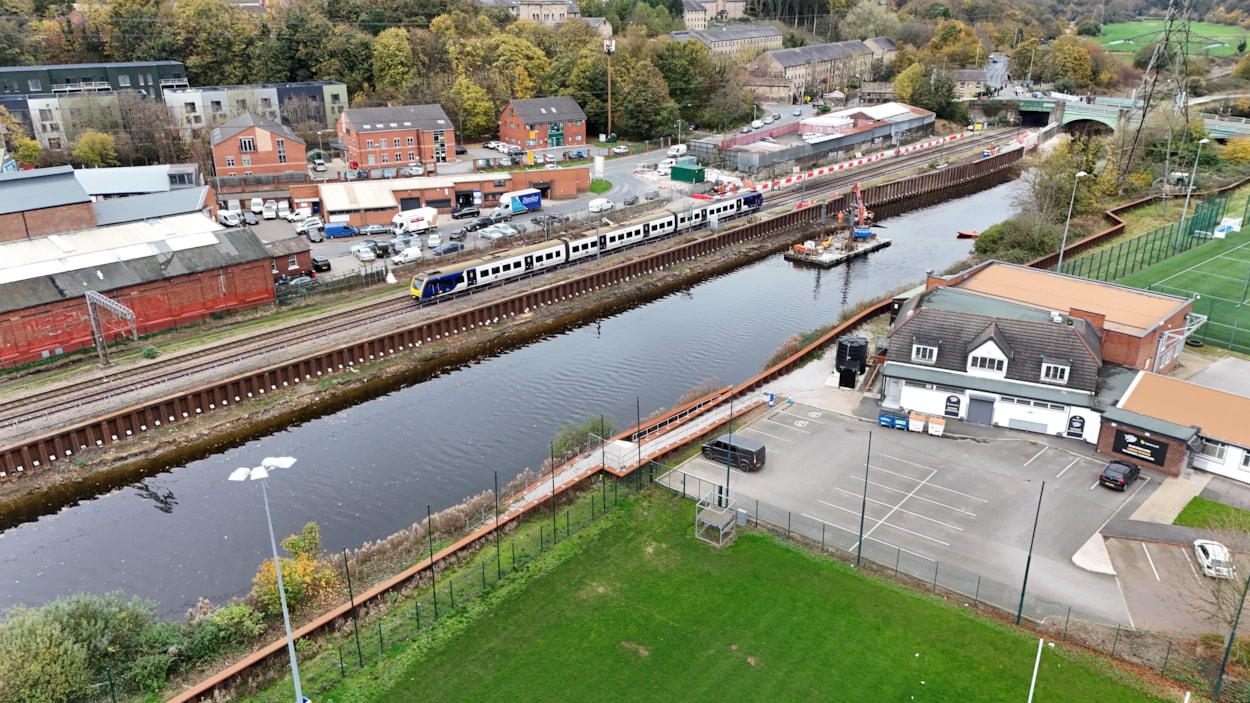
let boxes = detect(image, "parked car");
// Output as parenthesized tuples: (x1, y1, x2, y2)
(313, 158, 327, 172)
(510, 223, 527, 234)
(1098, 460, 1140, 491)
(277, 201, 290, 220)
(350, 243, 377, 261)
(249, 197, 264, 214)
(611, 145, 630, 155)
(217, 210, 241, 227)
(489, 209, 512, 223)
(243, 211, 259, 226)
(494, 224, 519, 238)
(310, 255, 332, 272)
(544, 163, 560, 170)
(398, 164, 423, 177)
(362, 239, 392, 256)
(295, 216, 324, 234)
(1195, 540, 1236, 579)
(622, 195, 639, 206)
(432, 241, 465, 256)
(262, 200, 278, 219)
(543, 153, 555, 163)
(389, 236, 413, 252)
(323, 223, 359, 239)
(425, 233, 442, 248)
(793, 108, 803, 116)
(465, 216, 494, 232)
(740, 126, 751, 133)
(479, 226, 508, 241)
(484, 141, 501, 150)
(452, 206, 481, 220)
(588, 198, 613, 213)
(455, 145, 467, 155)
(390, 247, 424, 265)
(381, 168, 396, 179)
(305, 226, 324, 243)
(286, 206, 311, 223)
(359, 224, 392, 237)
(644, 190, 660, 201)
(449, 228, 467, 241)
(570, 150, 587, 159)
(760, 136, 776, 144)
(286, 275, 317, 287)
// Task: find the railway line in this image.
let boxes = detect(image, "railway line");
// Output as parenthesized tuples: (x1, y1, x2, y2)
(0, 131, 1023, 445)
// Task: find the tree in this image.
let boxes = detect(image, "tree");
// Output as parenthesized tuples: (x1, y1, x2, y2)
(14, 136, 41, 166)
(490, 34, 549, 100)
(839, 2, 901, 42)
(172, 0, 258, 85)
(1047, 35, 1094, 89)
(892, 62, 925, 104)
(0, 105, 28, 151)
(1235, 52, 1250, 80)
(1225, 138, 1250, 164)
(614, 59, 678, 140)
(72, 129, 120, 167)
(0, 608, 92, 703)
(448, 76, 496, 138)
(373, 27, 415, 94)
(926, 19, 980, 67)
(97, 0, 177, 62)
(653, 38, 717, 117)
(250, 522, 337, 617)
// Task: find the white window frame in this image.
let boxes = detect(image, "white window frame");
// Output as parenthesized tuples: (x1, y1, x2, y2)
(1040, 363, 1069, 384)
(911, 344, 937, 364)
(969, 356, 1004, 372)
(1201, 440, 1228, 461)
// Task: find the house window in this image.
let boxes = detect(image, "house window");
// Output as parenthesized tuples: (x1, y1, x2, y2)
(48, 137, 62, 149)
(226, 156, 235, 167)
(277, 138, 286, 164)
(1040, 363, 1069, 384)
(239, 137, 256, 153)
(38, 109, 52, 121)
(118, 75, 131, 87)
(183, 102, 197, 114)
(242, 156, 251, 166)
(365, 139, 374, 149)
(236, 99, 247, 111)
(210, 100, 223, 112)
(1201, 440, 1228, 461)
(969, 356, 1004, 372)
(288, 254, 298, 269)
(408, 152, 415, 161)
(911, 344, 937, 364)
(331, 94, 342, 104)
(261, 97, 272, 108)
(1241, 452, 1250, 472)
(395, 152, 401, 163)
(381, 153, 389, 163)
(406, 137, 414, 146)
(28, 79, 41, 91)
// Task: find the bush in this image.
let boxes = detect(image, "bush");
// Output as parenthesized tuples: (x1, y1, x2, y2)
(39, 592, 157, 675)
(251, 522, 338, 617)
(142, 345, 160, 359)
(551, 415, 619, 464)
(0, 608, 92, 703)
(211, 602, 265, 644)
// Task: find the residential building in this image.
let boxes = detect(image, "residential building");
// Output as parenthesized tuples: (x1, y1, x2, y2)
(744, 38, 892, 103)
(478, 0, 580, 27)
(27, 93, 121, 151)
(671, 26, 784, 58)
(681, 0, 747, 29)
(211, 114, 307, 177)
(856, 82, 895, 104)
(0, 61, 188, 99)
(337, 104, 456, 168)
(950, 69, 988, 101)
(498, 96, 587, 152)
(863, 37, 898, 64)
(164, 81, 347, 139)
(578, 17, 613, 36)
(682, 0, 709, 30)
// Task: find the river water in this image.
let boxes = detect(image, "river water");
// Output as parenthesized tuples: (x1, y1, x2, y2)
(0, 180, 1023, 618)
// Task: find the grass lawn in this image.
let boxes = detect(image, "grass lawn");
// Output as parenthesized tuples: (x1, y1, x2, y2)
(301, 491, 1168, 703)
(590, 178, 612, 194)
(1175, 496, 1250, 531)
(1098, 20, 1248, 57)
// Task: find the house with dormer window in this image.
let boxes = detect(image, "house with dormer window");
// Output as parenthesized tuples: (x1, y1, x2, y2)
(497, 96, 587, 154)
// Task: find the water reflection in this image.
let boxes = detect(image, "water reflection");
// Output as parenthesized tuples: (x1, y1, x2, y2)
(132, 481, 178, 514)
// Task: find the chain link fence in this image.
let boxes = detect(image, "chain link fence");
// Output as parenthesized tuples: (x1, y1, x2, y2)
(1061, 194, 1231, 281)
(653, 465, 1248, 700)
(274, 265, 390, 305)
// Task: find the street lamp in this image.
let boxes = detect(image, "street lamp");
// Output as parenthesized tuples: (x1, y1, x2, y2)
(1176, 138, 1211, 249)
(1056, 170, 1088, 274)
(229, 456, 304, 703)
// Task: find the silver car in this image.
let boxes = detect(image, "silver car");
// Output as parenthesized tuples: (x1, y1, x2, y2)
(1195, 540, 1236, 579)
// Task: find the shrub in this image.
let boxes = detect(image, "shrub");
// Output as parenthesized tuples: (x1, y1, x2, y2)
(0, 607, 92, 703)
(125, 652, 175, 694)
(251, 522, 338, 617)
(211, 603, 265, 644)
(39, 592, 157, 675)
(551, 415, 619, 464)
(142, 345, 160, 359)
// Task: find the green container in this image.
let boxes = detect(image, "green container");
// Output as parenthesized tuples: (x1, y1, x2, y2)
(670, 164, 705, 184)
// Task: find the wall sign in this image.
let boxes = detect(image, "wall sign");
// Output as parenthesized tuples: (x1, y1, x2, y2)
(1066, 415, 1085, 438)
(1113, 429, 1168, 466)
(944, 395, 961, 417)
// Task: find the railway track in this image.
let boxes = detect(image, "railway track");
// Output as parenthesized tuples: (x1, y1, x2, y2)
(0, 131, 1021, 441)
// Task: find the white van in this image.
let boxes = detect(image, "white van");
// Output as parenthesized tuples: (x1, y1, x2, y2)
(657, 158, 676, 175)
(277, 200, 291, 220)
(217, 209, 241, 227)
(667, 144, 687, 158)
(751, 120, 764, 130)
(249, 197, 264, 214)
(262, 200, 278, 219)
(588, 198, 614, 213)
(390, 247, 424, 265)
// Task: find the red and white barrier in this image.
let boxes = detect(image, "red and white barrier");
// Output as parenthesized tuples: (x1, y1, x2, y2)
(755, 132, 967, 194)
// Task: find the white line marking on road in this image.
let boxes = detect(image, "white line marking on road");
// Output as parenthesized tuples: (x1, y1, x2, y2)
(802, 513, 939, 558)
(825, 490, 960, 527)
(871, 465, 990, 503)
(1142, 543, 1160, 581)
(762, 417, 809, 433)
(1093, 476, 1151, 533)
(863, 467, 937, 542)
(878, 453, 938, 472)
(1057, 458, 1079, 478)
(1181, 549, 1200, 580)
(778, 410, 825, 424)
(1090, 480, 1101, 490)
(1024, 448, 1047, 467)
(742, 428, 796, 443)
(844, 481, 978, 517)
(1113, 576, 1136, 630)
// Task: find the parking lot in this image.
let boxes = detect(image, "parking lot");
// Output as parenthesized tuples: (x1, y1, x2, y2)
(676, 402, 1153, 625)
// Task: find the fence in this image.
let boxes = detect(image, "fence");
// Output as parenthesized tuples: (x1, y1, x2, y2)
(653, 466, 1240, 700)
(1060, 193, 1231, 281)
(274, 265, 389, 305)
(1151, 284, 1250, 355)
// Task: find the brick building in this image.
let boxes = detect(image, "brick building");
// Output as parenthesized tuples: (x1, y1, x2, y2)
(211, 114, 308, 177)
(337, 104, 456, 170)
(672, 26, 783, 58)
(744, 38, 893, 102)
(498, 96, 587, 154)
(0, 167, 96, 241)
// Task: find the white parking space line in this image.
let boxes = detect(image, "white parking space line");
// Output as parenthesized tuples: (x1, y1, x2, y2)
(763, 416, 810, 433)
(813, 502, 951, 545)
(1182, 549, 1200, 580)
(1056, 458, 1080, 478)
(778, 409, 826, 424)
(799, 513, 940, 559)
(871, 465, 989, 503)
(1141, 543, 1161, 581)
(857, 479, 978, 517)
(1114, 576, 1136, 630)
(823, 494, 965, 531)
(1024, 448, 1047, 466)
(878, 453, 939, 472)
(1092, 476, 1151, 533)
(862, 468, 938, 542)
(1090, 480, 1101, 490)
(741, 428, 796, 443)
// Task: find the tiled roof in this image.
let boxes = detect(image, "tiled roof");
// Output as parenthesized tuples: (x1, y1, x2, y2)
(688, 26, 782, 44)
(887, 306, 1101, 391)
(764, 40, 872, 68)
(343, 104, 454, 133)
(506, 96, 587, 124)
(950, 69, 987, 81)
(864, 37, 896, 53)
(211, 113, 305, 147)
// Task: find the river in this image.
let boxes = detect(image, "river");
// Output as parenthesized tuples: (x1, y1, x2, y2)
(0, 180, 1023, 618)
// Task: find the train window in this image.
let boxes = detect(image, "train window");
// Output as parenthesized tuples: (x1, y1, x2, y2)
(492, 266, 500, 275)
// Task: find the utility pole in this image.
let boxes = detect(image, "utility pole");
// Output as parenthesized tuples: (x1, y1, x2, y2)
(604, 40, 616, 140)
(1026, 45, 1037, 86)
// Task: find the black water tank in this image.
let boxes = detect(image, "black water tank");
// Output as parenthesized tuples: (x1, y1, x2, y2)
(837, 368, 858, 389)
(835, 335, 869, 373)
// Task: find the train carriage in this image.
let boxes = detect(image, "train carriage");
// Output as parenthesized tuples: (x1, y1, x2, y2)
(411, 240, 567, 300)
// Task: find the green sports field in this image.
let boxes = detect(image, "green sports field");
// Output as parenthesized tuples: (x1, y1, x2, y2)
(1098, 20, 1248, 57)
(1120, 231, 1250, 352)
(284, 491, 1166, 703)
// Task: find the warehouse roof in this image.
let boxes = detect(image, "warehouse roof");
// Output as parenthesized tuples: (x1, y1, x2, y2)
(92, 187, 212, 226)
(0, 166, 91, 214)
(1119, 372, 1250, 449)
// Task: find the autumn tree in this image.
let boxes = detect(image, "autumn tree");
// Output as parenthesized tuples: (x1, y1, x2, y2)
(72, 129, 120, 167)
(614, 59, 677, 140)
(840, 2, 900, 41)
(559, 51, 609, 134)
(14, 136, 41, 166)
(172, 0, 258, 85)
(926, 19, 980, 67)
(96, 0, 177, 62)
(892, 62, 924, 103)
(448, 76, 496, 138)
(0, 105, 28, 151)
(373, 27, 415, 95)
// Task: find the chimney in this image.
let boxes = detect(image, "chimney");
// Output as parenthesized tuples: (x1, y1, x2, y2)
(1070, 307, 1105, 333)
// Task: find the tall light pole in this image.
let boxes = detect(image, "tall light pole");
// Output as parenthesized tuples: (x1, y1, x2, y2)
(1176, 138, 1210, 250)
(604, 40, 616, 140)
(1056, 170, 1088, 274)
(228, 457, 304, 703)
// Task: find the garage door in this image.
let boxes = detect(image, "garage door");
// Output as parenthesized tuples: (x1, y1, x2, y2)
(1008, 419, 1047, 434)
(399, 197, 422, 211)
(967, 396, 994, 425)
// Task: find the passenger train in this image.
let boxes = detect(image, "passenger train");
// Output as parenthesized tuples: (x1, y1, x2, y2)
(410, 190, 764, 301)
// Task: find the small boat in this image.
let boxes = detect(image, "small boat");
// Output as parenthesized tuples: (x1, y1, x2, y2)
(956, 229, 979, 239)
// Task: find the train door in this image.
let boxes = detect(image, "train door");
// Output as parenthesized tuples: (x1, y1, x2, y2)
(466, 268, 477, 287)
(524, 254, 534, 271)
(598, 233, 608, 250)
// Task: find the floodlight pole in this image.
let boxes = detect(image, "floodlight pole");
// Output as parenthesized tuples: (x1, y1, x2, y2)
(1056, 171, 1087, 273)
(260, 477, 303, 703)
(857, 431, 872, 566)
(1175, 138, 1209, 250)
(723, 396, 735, 507)
(1016, 481, 1045, 625)
(1213, 566, 1250, 699)
(1026, 637, 1044, 703)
